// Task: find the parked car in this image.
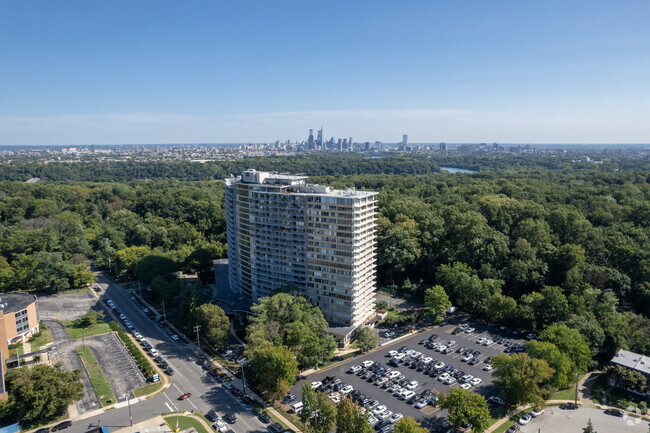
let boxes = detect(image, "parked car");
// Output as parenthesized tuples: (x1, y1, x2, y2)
(505, 425, 520, 433)
(518, 414, 532, 425)
(559, 403, 579, 410)
(223, 414, 237, 423)
(530, 407, 545, 417)
(604, 408, 624, 417)
(51, 422, 72, 432)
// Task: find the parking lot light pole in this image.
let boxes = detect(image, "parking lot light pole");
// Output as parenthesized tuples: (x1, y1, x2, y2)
(574, 371, 579, 407)
(124, 393, 133, 426)
(175, 402, 180, 432)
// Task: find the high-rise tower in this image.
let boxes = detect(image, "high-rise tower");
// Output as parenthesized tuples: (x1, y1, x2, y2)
(225, 170, 377, 329)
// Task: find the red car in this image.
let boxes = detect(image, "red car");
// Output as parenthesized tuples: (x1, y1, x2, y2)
(179, 393, 192, 400)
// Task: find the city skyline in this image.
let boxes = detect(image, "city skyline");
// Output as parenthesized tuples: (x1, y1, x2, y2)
(1, 1, 649, 145)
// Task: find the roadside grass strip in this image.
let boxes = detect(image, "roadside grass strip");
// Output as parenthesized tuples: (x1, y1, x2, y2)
(77, 346, 117, 406)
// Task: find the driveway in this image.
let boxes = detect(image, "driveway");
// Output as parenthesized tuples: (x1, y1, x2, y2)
(38, 291, 98, 321)
(89, 333, 146, 398)
(521, 406, 649, 433)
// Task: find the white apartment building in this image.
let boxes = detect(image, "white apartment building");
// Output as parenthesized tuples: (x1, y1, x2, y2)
(225, 169, 377, 328)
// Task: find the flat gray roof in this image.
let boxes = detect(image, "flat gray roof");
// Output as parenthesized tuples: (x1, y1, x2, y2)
(0, 292, 36, 313)
(611, 349, 650, 376)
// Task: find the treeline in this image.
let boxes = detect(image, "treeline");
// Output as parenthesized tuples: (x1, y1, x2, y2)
(316, 168, 650, 360)
(0, 154, 441, 182)
(0, 180, 228, 293)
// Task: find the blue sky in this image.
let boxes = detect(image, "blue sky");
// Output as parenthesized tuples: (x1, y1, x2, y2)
(1, 1, 649, 145)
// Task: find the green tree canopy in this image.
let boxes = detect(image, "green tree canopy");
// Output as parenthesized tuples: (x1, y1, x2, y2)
(335, 396, 373, 433)
(424, 285, 452, 324)
(539, 324, 592, 373)
(491, 353, 554, 406)
(300, 383, 336, 433)
(393, 417, 429, 433)
(246, 342, 298, 399)
(440, 388, 491, 433)
(193, 303, 230, 351)
(354, 327, 378, 353)
(6, 363, 84, 426)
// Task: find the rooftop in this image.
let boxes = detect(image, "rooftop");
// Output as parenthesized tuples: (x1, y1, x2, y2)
(611, 349, 650, 376)
(0, 292, 37, 313)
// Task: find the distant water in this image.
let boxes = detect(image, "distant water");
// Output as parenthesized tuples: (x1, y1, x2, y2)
(440, 166, 477, 174)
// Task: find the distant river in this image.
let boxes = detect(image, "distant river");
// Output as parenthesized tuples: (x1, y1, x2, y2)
(440, 166, 477, 174)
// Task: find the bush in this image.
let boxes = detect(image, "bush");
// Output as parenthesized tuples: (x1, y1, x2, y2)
(116, 330, 155, 380)
(639, 401, 647, 414)
(108, 321, 120, 331)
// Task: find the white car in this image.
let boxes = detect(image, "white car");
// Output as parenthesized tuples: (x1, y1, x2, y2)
(437, 372, 450, 381)
(470, 378, 483, 386)
(400, 390, 415, 400)
(415, 399, 429, 409)
(434, 361, 445, 369)
(311, 381, 322, 390)
(388, 413, 403, 424)
(482, 364, 493, 371)
(461, 353, 474, 362)
(530, 408, 545, 417)
(483, 339, 494, 346)
(393, 353, 406, 361)
(460, 383, 471, 390)
(465, 327, 475, 333)
(405, 380, 418, 390)
(119, 314, 126, 320)
(349, 365, 362, 373)
(388, 371, 401, 379)
(444, 377, 457, 385)
(410, 351, 422, 359)
(518, 414, 532, 425)
(362, 360, 374, 368)
(477, 337, 487, 344)
(171, 334, 179, 341)
(459, 324, 469, 331)
(377, 410, 393, 421)
(461, 374, 474, 383)
(212, 421, 228, 432)
(329, 393, 341, 404)
(421, 356, 433, 364)
(372, 405, 387, 416)
(367, 416, 379, 426)
(340, 385, 353, 394)
(388, 350, 398, 357)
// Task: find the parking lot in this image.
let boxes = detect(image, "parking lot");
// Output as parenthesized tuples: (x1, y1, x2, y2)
(38, 291, 98, 321)
(520, 406, 649, 433)
(290, 318, 527, 431)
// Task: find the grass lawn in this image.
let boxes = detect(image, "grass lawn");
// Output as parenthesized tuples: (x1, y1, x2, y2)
(132, 381, 163, 397)
(66, 322, 112, 339)
(29, 323, 54, 350)
(77, 346, 116, 406)
(8, 343, 25, 357)
(549, 386, 578, 400)
(491, 416, 519, 433)
(164, 415, 210, 433)
(274, 406, 305, 431)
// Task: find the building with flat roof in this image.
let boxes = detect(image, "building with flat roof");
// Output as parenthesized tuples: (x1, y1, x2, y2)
(0, 292, 39, 400)
(225, 170, 377, 334)
(609, 348, 650, 396)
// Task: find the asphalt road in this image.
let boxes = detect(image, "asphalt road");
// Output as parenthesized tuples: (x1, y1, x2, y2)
(62, 274, 270, 433)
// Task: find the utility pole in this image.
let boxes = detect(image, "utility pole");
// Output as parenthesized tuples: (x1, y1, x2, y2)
(124, 392, 133, 426)
(574, 371, 579, 407)
(193, 325, 201, 350)
(138, 281, 142, 300)
(162, 301, 166, 320)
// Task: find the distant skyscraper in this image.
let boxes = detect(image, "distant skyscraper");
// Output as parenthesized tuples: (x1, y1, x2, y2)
(308, 129, 314, 147)
(317, 127, 323, 147)
(439, 143, 447, 151)
(402, 134, 408, 146)
(349, 137, 353, 152)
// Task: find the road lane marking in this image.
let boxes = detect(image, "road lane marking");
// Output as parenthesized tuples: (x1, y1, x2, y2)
(165, 402, 174, 412)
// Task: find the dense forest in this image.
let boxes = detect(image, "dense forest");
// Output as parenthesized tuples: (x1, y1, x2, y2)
(0, 153, 648, 363)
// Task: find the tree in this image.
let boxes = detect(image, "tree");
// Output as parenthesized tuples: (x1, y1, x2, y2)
(539, 324, 592, 373)
(193, 303, 230, 351)
(393, 417, 429, 433)
(603, 365, 647, 392)
(491, 353, 554, 406)
(335, 396, 373, 433)
(7, 363, 84, 426)
(247, 293, 336, 370)
(424, 285, 451, 323)
(377, 214, 422, 279)
(440, 388, 491, 433)
(484, 293, 517, 325)
(354, 327, 378, 353)
(73, 309, 98, 328)
(526, 340, 574, 389)
(583, 418, 597, 433)
(246, 342, 297, 398)
(134, 255, 178, 284)
(301, 383, 336, 433)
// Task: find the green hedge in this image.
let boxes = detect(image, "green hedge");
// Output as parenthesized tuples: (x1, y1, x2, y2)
(116, 329, 155, 380)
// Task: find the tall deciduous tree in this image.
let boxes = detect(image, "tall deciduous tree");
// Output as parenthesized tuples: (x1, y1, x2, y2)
(491, 353, 554, 406)
(301, 383, 336, 433)
(393, 417, 429, 433)
(193, 303, 230, 351)
(440, 388, 491, 433)
(526, 340, 574, 389)
(424, 285, 451, 323)
(335, 397, 372, 433)
(7, 363, 84, 426)
(539, 324, 592, 373)
(246, 343, 297, 399)
(354, 327, 378, 353)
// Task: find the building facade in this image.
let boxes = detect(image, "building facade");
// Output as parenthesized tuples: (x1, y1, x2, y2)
(225, 170, 377, 328)
(0, 293, 39, 400)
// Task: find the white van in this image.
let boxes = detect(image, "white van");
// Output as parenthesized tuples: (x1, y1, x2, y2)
(291, 402, 303, 413)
